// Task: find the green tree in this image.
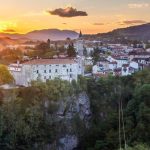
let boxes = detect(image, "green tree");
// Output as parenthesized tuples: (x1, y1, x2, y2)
(0, 64, 14, 85)
(67, 43, 76, 57)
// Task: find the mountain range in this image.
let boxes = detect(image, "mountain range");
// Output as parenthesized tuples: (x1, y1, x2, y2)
(0, 23, 150, 42)
(96, 23, 150, 41)
(0, 29, 79, 41)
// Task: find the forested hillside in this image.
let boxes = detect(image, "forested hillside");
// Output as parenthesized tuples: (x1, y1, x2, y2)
(0, 70, 150, 150)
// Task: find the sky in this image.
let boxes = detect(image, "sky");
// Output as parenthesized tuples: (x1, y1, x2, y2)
(0, 0, 150, 34)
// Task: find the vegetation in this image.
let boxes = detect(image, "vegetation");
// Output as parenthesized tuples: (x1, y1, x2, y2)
(0, 64, 14, 85)
(0, 78, 83, 149)
(0, 69, 149, 149)
(0, 49, 23, 65)
(78, 69, 150, 150)
(67, 43, 76, 57)
(125, 144, 150, 150)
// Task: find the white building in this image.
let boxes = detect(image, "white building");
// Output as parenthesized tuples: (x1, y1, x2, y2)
(109, 62, 117, 70)
(92, 64, 104, 74)
(107, 56, 129, 68)
(74, 40, 84, 56)
(84, 57, 93, 66)
(9, 59, 83, 87)
(121, 64, 130, 76)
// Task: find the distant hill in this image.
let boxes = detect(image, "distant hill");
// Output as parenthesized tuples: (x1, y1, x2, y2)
(0, 29, 79, 41)
(96, 23, 150, 41)
(0, 37, 18, 50)
(0, 36, 31, 51)
(1, 23, 150, 42)
(26, 29, 79, 41)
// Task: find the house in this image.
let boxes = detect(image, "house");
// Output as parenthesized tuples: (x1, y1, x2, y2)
(9, 58, 83, 87)
(92, 64, 104, 74)
(132, 57, 150, 65)
(121, 64, 130, 76)
(84, 57, 93, 66)
(92, 64, 112, 77)
(107, 55, 129, 68)
(97, 57, 110, 70)
(129, 51, 150, 61)
(109, 61, 117, 70)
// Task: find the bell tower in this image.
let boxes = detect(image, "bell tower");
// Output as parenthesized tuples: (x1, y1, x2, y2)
(79, 30, 83, 38)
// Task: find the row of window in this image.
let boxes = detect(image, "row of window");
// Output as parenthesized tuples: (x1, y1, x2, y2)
(43, 74, 73, 80)
(36, 69, 72, 74)
(36, 64, 72, 67)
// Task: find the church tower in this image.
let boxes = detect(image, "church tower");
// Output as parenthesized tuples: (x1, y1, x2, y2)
(79, 30, 83, 38)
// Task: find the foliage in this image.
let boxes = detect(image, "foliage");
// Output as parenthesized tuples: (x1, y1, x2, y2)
(79, 69, 150, 150)
(0, 79, 77, 149)
(126, 144, 150, 150)
(67, 43, 76, 57)
(0, 64, 14, 85)
(0, 49, 23, 65)
(0, 69, 150, 149)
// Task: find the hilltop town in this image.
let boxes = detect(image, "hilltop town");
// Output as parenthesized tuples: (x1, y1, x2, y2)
(0, 29, 149, 87)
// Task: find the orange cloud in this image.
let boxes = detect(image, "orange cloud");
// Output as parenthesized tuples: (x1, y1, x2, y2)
(47, 7, 88, 17)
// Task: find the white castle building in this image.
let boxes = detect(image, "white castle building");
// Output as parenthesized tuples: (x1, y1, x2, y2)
(9, 58, 84, 87)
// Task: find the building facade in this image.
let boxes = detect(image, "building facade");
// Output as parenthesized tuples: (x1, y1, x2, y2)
(9, 59, 83, 87)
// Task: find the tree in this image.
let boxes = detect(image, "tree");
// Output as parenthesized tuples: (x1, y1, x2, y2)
(47, 39, 51, 48)
(0, 64, 14, 85)
(67, 43, 76, 57)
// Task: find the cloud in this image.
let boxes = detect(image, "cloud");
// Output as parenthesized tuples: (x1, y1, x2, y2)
(93, 23, 104, 26)
(2, 29, 16, 33)
(122, 20, 146, 25)
(47, 7, 88, 17)
(128, 3, 149, 8)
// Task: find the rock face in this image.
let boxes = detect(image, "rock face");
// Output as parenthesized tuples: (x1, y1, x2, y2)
(58, 135, 78, 150)
(57, 92, 91, 126)
(48, 92, 91, 150)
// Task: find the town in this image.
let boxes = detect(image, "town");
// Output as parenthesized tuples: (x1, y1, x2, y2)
(0, 1, 150, 149)
(0, 31, 149, 87)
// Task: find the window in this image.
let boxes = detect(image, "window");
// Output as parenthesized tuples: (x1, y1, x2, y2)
(44, 76, 46, 79)
(44, 70, 46, 73)
(56, 65, 59, 66)
(49, 76, 51, 79)
(49, 70, 51, 73)
(55, 69, 58, 73)
(67, 69, 68, 72)
(70, 69, 72, 72)
(70, 74, 72, 78)
(37, 70, 39, 74)
(63, 65, 66, 67)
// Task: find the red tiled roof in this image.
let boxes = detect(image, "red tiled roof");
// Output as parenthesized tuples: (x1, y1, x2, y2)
(122, 64, 129, 67)
(22, 59, 76, 65)
(109, 61, 117, 64)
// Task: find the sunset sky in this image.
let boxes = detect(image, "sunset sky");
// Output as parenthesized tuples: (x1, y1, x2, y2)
(0, 0, 150, 34)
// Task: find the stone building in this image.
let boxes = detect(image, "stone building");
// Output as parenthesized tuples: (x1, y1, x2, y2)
(9, 58, 83, 87)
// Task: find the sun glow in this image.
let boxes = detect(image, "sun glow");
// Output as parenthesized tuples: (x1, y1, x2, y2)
(0, 21, 17, 33)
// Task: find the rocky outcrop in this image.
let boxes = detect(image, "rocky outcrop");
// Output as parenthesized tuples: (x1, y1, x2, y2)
(58, 135, 78, 150)
(46, 92, 91, 150)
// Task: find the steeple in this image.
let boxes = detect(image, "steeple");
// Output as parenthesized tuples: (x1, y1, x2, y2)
(79, 30, 83, 38)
